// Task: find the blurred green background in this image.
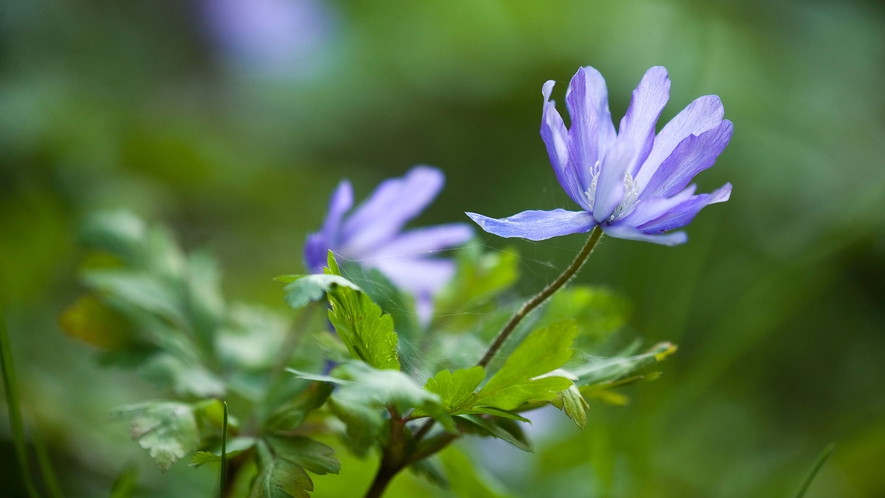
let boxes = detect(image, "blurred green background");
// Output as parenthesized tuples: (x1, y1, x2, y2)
(2, 0, 885, 496)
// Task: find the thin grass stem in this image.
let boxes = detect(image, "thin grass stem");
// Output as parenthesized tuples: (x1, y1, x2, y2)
(794, 443, 835, 498)
(33, 428, 63, 498)
(1, 307, 41, 498)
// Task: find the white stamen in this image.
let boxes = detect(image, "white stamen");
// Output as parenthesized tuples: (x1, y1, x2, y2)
(585, 166, 641, 222)
(610, 172, 640, 221)
(584, 160, 601, 211)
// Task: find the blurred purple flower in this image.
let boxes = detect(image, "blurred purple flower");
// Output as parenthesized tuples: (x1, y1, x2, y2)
(305, 166, 473, 321)
(467, 66, 733, 245)
(202, 0, 335, 76)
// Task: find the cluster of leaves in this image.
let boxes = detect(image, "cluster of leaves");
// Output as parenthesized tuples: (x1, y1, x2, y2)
(61, 212, 341, 497)
(62, 212, 675, 497)
(280, 250, 676, 486)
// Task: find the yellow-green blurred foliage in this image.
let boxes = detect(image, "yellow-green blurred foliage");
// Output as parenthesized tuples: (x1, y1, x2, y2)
(1, 0, 884, 496)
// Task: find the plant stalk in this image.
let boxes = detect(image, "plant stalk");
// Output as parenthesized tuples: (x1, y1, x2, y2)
(478, 226, 603, 368)
(365, 228, 604, 497)
(0, 307, 41, 498)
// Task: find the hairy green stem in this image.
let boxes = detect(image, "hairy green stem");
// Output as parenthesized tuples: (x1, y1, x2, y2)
(478, 226, 603, 367)
(364, 412, 408, 498)
(1, 308, 41, 498)
(365, 229, 604, 497)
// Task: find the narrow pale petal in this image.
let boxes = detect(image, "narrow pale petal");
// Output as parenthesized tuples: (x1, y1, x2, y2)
(602, 224, 688, 246)
(636, 95, 725, 190)
(640, 120, 734, 199)
(617, 66, 671, 177)
(541, 81, 587, 208)
(364, 223, 473, 259)
(618, 184, 697, 228)
(342, 166, 444, 253)
(565, 68, 600, 190)
(566, 66, 617, 160)
(304, 180, 353, 271)
(637, 183, 732, 234)
(466, 209, 597, 241)
(592, 139, 631, 222)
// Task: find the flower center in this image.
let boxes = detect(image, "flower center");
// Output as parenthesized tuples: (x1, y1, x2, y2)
(610, 172, 640, 221)
(585, 166, 640, 223)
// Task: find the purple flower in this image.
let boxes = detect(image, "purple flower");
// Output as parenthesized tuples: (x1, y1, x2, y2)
(305, 166, 473, 320)
(467, 66, 733, 245)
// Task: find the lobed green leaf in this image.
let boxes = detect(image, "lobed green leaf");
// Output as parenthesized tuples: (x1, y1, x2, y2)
(118, 402, 200, 472)
(322, 252, 400, 370)
(465, 321, 577, 412)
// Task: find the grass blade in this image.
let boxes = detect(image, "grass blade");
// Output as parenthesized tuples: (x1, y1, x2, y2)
(109, 462, 139, 498)
(33, 428, 64, 498)
(793, 443, 835, 498)
(220, 400, 228, 498)
(1, 307, 41, 498)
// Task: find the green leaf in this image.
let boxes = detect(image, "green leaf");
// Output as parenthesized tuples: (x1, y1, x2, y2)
(456, 406, 530, 423)
(185, 251, 226, 351)
(455, 415, 532, 452)
(118, 402, 200, 472)
(249, 442, 313, 498)
(139, 353, 226, 397)
(550, 383, 589, 429)
(409, 457, 449, 489)
(338, 262, 421, 373)
(323, 252, 400, 370)
(571, 342, 677, 387)
(263, 382, 334, 433)
(477, 377, 573, 412)
(281, 274, 361, 310)
(328, 396, 383, 456)
(467, 321, 577, 411)
(80, 211, 147, 264)
(291, 362, 456, 444)
(424, 366, 485, 411)
(439, 447, 512, 498)
(58, 295, 135, 350)
(189, 437, 256, 467)
(82, 270, 187, 329)
(541, 286, 631, 344)
(266, 436, 340, 475)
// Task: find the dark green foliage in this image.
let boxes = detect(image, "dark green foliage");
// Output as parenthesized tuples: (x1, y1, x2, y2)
(455, 415, 533, 452)
(247, 437, 340, 498)
(61, 211, 228, 397)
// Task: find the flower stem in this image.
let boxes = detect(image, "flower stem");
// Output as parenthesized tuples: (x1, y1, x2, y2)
(364, 228, 604, 497)
(477, 226, 603, 368)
